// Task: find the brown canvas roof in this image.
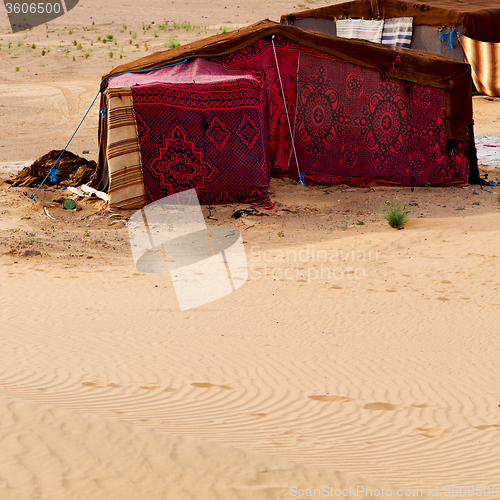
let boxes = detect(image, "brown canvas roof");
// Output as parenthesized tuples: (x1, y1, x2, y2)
(281, 0, 500, 43)
(101, 19, 472, 142)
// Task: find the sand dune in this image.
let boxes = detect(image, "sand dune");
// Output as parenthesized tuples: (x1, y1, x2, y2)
(1, 213, 499, 496)
(0, 393, 400, 500)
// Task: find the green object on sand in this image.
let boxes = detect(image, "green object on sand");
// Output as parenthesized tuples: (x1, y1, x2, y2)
(63, 199, 76, 210)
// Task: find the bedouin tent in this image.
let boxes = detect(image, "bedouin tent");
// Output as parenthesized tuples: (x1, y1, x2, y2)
(95, 20, 476, 209)
(104, 58, 271, 209)
(281, 0, 500, 95)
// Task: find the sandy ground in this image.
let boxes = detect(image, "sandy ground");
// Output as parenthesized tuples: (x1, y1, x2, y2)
(1, 1, 500, 499)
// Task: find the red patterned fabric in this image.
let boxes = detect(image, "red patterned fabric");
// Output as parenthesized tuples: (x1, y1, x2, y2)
(130, 71, 271, 205)
(211, 35, 300, 175)
(211, 37, 467, 186)
(109, 58, 260, 87)
(287, 49, 468, 186)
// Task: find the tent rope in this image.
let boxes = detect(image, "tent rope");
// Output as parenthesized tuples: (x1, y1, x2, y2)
(438, 28, 456, 57)
(31, 59, 189, 202)
(30, 89, 101, 202)
(271, 35, 305, 186)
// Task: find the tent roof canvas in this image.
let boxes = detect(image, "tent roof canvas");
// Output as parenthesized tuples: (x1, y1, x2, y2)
(108, 58, 261, 88)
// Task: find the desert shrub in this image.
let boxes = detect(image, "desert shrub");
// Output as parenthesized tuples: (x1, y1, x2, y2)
(383, 199, 409, 228)
(165, 37, 180, 49)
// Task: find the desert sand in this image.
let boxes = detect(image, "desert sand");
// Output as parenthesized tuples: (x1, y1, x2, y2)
(1, 1, 500, 499)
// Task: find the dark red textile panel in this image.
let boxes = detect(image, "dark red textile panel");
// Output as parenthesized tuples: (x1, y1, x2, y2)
(287, 48, 468, 186)
(131, 78, 271, 205)
(212, 35, 300, 175)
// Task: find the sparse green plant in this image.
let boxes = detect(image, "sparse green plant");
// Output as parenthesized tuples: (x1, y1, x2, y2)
(356, 220, 365, 225)
(165, 37, 180, 49)
(173, 21, 179, 29)
(120, 54, 123, 59)
(122, 23, 127, 30)
(64, 48, 69, 56)
(132, 31, 137, 39)
(90, 40, 93, 46)
(8, 41, 12, 49)
(106, 33, 113, 40)
(15, 67, 19, 72)
(383, 199, 409, 228)
(85, 53, 90, 59)
(220, 25, 228, 33)
(455, 207, 465, 210)
(31, 43, 36, 49)
(84, 228, 91, 237)
(41, 49, 46, 56)
(181, 21, 191, 30)
(97, 36, 101, 41)
(109, 50, 113, 58)
(92, 21, 95, 26)
(158, 22, 168, 30)
(425, 181, 431, 191)
(278, 231, 285, 237)
(72, 55, 76, 61)
(46, 34, 49, 38)
(145, 43, 149, 51)
(72, 40, 77, 46)
(338, 221, 348, 231)
(129, 39, 132, 44)
(77, 42, 83, 50)
(21, 236, 42, 244)
(69, 29, 73, 34)
(154, 31, 158, 37)
(17, 40, 21, 47)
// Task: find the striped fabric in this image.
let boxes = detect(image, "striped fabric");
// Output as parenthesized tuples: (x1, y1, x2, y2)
(336, 19, 384, 44)
(105, 87, 146, 209)
(381, 17, 413, 49)
(459, 34, 500, 97)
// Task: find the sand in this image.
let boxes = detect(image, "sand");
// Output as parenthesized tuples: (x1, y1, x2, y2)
(1, 2, 500, 499)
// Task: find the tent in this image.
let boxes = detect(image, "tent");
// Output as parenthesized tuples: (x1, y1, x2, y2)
(96, 20, 476, 209)
(104, 58, 271, 209)
(281, 0, 500, 62)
